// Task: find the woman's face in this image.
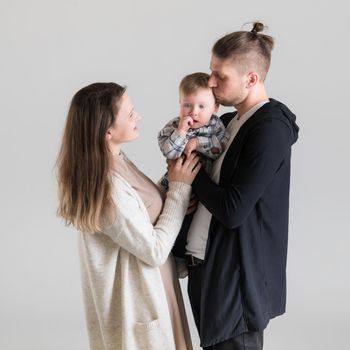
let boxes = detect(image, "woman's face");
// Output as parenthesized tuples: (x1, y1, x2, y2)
(107, 92, 141, 147)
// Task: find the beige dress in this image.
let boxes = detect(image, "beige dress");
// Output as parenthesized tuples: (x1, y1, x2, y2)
(114, 153, 192, 350)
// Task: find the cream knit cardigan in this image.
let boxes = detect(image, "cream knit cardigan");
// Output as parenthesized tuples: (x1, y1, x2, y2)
(78, 173, 191, 350)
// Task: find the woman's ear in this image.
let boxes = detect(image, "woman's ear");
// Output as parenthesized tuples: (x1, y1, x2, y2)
(105, 127, 113, 141)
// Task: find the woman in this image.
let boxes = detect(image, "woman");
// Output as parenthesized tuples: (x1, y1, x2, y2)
(56, 82, 200, 349)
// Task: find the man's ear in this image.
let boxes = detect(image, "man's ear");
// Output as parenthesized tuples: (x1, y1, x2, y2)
(246, 72, 259, 88)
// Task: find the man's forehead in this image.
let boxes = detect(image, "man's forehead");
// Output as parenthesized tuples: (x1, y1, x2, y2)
(210, 56, 232, 71)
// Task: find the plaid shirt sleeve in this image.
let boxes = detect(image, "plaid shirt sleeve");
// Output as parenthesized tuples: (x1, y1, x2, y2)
(158, 117, 188, 159)
(196, 115, 229, 160)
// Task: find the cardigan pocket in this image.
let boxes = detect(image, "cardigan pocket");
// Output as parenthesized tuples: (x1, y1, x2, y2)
(134, 318, 171, 350)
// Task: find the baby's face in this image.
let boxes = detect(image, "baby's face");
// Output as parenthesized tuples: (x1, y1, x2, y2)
(179, 88, 218, 129)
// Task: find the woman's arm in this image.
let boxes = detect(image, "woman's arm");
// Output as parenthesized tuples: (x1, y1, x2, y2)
(103, 154, 200, 266)
(103, 181, 191, 267)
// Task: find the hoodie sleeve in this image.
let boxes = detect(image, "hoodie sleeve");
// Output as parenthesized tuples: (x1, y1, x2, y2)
(193, 116, 294, 229)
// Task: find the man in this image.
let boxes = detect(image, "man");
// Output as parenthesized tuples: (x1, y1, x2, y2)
(178, 22, 299, 349)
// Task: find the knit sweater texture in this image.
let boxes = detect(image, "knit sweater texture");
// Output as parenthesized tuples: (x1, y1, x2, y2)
(78, 173, 191, 349)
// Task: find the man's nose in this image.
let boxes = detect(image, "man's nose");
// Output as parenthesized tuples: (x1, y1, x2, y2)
(208, 74, 217, 87)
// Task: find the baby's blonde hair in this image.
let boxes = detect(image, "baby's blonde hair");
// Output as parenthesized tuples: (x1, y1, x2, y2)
(179, 72, 211, 96)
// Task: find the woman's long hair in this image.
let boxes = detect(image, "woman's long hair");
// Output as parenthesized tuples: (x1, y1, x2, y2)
(56, 82, 126, 233)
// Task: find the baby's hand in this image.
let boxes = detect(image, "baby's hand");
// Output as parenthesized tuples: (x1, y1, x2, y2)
(184, 137, 199, 158)
(178, 116, 194, 134)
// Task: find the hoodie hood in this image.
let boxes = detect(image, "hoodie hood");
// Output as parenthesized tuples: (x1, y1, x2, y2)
(269, 98, 299, 145)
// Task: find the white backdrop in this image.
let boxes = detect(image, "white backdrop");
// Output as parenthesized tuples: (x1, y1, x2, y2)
(1, 0, 349, 349)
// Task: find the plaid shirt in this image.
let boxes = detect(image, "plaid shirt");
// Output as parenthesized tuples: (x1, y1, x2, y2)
(158, 115, 229, 160)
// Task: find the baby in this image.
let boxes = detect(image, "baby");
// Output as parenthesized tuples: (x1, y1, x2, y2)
(158, 72, 229, 189)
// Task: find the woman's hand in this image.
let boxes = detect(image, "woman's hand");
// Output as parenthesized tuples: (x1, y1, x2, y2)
(167, 153, 201, 185)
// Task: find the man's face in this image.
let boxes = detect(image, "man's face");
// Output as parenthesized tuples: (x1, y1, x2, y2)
(208, 55, 249, 108)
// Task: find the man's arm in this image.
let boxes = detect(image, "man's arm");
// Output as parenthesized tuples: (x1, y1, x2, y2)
(192, 118, 293, 229)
